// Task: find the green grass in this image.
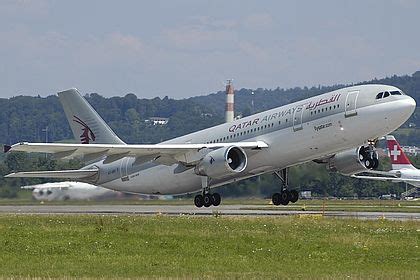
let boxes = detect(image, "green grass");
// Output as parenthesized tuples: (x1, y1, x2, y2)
(0, 215, 418, 279)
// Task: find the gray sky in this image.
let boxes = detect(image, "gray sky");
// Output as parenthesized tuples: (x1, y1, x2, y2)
(1, 0, 419, 98)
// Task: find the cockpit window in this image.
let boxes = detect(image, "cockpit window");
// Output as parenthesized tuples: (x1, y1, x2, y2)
(376, 90, 402, 100)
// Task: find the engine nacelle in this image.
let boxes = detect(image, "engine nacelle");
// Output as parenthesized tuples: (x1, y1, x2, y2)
(195, 146, 247, 178)
(327, 146, 379, 176)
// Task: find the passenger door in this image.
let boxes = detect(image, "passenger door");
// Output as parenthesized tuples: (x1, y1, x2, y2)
(293, 106, 304, 131)
(345, 90, 359, 117)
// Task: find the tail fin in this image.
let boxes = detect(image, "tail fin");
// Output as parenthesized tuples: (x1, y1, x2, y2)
(58, 89, 125, 144)
(386, 135, 415, 170)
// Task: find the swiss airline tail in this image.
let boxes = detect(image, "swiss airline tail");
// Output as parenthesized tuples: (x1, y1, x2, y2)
(386, 135, 416, 170)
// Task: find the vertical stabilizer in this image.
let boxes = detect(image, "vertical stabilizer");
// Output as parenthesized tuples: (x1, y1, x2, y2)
(386, 135, 415, 170)
(58, 89, 125, 144)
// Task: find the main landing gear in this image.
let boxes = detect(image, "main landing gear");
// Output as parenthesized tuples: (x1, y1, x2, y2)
(194, 177, 221, 208)
(271, 168, 299, 206)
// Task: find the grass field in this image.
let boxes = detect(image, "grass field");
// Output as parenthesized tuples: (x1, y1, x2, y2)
(0, 215, 418, 279)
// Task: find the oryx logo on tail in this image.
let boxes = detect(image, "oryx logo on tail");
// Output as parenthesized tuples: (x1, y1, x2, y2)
(72, 116, 96, 144)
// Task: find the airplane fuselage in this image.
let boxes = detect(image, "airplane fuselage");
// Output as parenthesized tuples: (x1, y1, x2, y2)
(87, 84, 415, 195)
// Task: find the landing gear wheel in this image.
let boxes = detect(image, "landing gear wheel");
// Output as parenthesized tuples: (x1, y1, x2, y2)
(194, 194, 204, 208)
(280, 191, 290, 206)
(272, 193, 281, 206)
(212, 193, 221, 206)
(364, 158, 373, 168)
(372, 158, 379, 169)
(290, 190, 299, 203)
(203, 193, 213, 207)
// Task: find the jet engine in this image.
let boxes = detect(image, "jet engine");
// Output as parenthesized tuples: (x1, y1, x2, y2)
(327, 146, 379, 176)
(195, 146, 247, 178)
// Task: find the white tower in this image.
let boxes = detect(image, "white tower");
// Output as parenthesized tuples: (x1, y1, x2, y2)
(225, 80, 234, 122)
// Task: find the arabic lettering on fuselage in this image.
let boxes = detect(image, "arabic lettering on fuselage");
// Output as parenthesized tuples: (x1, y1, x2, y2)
(306, 93, 341, 111)
(228, 93, 341, 133)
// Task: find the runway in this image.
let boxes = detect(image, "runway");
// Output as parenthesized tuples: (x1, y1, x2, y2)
(0, 204, 418, 220)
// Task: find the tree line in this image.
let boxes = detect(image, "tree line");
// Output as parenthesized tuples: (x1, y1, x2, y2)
(1, 71, 420, 198)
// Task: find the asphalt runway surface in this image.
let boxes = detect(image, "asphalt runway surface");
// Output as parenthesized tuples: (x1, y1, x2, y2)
(0, 204, 418, 220)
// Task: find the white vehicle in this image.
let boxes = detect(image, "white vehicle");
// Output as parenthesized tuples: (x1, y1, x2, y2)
(4, 85, 416, 207)
(22, 181, 117, 201)
(352, 135, 420, 188)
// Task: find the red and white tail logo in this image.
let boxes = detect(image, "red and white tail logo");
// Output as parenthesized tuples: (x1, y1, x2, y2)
(386, 135, 415, 169)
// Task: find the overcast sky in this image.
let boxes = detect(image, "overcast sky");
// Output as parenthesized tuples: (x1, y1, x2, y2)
(1, 0, 419, 98)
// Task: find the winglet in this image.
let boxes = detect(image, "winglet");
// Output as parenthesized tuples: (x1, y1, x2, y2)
(3, 145, 11, 153)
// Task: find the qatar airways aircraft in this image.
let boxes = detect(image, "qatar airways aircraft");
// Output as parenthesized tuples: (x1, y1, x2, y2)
(4, 85, 416, 207)
(352, 135, 420, 188)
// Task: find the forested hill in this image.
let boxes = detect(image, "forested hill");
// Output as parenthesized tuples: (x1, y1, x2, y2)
(190, 71, 420, 117)
(1, 71, 420, 147)
(0, 94, 223, 145)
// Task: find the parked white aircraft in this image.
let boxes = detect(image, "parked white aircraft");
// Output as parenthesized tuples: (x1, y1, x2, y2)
(4, 85, 416, 207)
(352, 135, 420, 187)
(22, 181, 116, 201)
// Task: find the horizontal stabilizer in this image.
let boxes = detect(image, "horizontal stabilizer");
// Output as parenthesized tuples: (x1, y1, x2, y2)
(5, 169, 98, 179)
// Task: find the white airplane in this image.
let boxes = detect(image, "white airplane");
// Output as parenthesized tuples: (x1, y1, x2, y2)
(352, 135, 420, 187)
(4, 85, 416, 207)
(22, 181, 117, 201)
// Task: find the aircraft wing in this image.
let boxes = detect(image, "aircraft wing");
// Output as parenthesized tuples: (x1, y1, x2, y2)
(21, 185, 70, 190)
(351, 174, 420, 183)
(4, 141, 268, 164)
(356, 170, 399, 177)
(5, 169, 98, 179)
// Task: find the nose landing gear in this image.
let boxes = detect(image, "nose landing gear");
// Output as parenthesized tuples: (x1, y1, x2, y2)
(271, 168, 299, 206)
(359, 141, 379, 170)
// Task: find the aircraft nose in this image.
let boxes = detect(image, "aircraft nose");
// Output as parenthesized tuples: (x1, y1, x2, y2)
(404, 95, 416, 113)
(396, 95, 416, 122)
